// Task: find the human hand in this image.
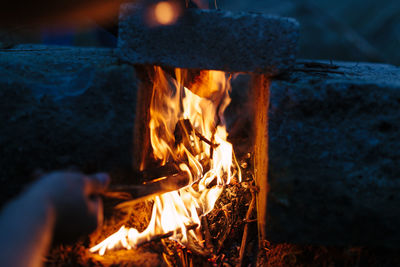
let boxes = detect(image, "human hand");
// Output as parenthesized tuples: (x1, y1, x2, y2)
(30, 171, 110, 243)
(0, 171, 110, 267)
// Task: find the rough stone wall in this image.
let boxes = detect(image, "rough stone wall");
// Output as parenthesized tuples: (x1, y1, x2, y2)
(118, 3, 299, 74)
(1, 46, 400, 247)
(0, 45, 137, 206)
(267, 61, 400, 247)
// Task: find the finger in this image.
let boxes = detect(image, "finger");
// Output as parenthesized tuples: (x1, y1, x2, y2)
(87, 196, 104, 228)
(85, 173, 110, 194)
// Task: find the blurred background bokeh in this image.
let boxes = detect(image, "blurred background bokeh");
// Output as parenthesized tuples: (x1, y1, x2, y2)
(218, 0, 400, 65)
(1, 0, 399, 65)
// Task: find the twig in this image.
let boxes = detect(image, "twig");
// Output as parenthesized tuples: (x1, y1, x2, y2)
(108, 172, 189, 196)
(105, 172, 190, 209)
(217, 254, 226, 267)
(216, 209, 232, 254)
(175, 119, 219, 148)
(195, 130, 219, 148)
(237, 191, 256, 267)
(201, 216, 214, 253)
(137, 223, 198, 248)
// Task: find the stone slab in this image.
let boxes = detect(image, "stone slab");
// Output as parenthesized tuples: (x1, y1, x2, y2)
(267, 60, 400, 247)
(0, 45, 138, 206)
(117, 3, 299, 75)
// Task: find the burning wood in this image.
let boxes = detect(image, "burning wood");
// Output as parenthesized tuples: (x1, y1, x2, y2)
(90, 67, 242, 257)
(139, 163, 180, 180)
(83, 1, 292, 264)
(103, 172, 191, 205)
(174, 119, 219, 150)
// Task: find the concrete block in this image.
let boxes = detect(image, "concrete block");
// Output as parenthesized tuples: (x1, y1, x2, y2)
(0, 45, 138, 206)
(267, 60, 400, 247)
(117, 3, 299, 75)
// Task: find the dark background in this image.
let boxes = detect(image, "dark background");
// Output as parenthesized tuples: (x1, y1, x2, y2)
(219, 0, 400, 65)
(1, 0, 399, 65)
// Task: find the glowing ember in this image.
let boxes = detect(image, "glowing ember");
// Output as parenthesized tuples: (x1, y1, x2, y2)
(152, 1, 180, 26)
(91, 67, 241, 255)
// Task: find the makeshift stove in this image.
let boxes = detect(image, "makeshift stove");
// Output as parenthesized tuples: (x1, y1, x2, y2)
(86, 1, 299, 266)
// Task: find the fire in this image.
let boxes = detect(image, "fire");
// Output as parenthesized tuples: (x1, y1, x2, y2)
(90, 67, 241, 255)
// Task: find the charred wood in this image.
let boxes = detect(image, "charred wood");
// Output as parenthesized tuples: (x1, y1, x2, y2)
(132, 65, 155, 173)
(105, 172, 191, 204)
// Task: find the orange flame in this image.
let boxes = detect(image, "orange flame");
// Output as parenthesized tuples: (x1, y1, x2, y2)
(91, 67, 241, 255)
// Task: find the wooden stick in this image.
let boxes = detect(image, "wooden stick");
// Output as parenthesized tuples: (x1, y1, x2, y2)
(237, 191, 256, 267)
(175, 119, 219, 149)
(140, 163, 180, 180)
(136, 223, 198, 248)
(132, 65, 155, 172)
(251, 74, 270, 265)
(104, 172, 190, 204)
